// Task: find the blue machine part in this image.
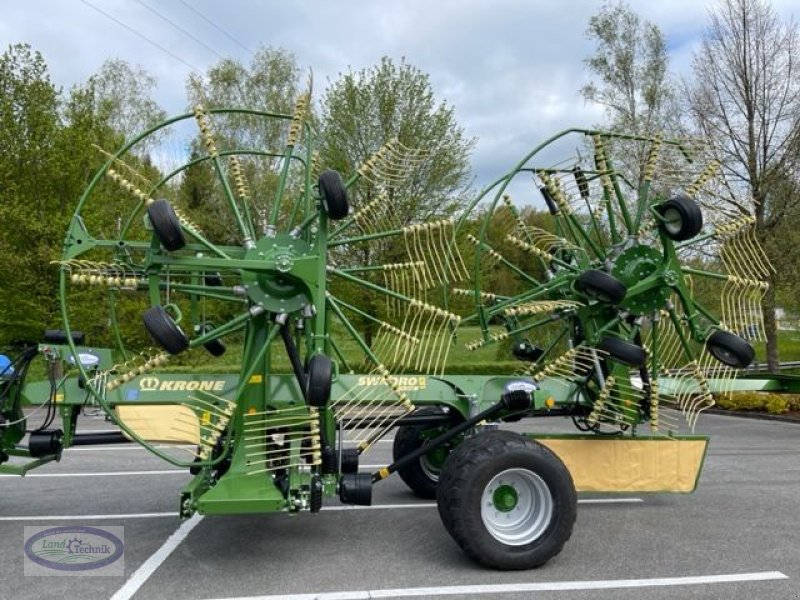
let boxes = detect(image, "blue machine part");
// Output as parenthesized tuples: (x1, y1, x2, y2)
(0, 354, 14, 378)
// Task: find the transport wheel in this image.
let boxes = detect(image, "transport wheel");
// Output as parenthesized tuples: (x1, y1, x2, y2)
(393, 407, 462, 499)
(437, 430, 576, 570)
(197, 323, 227, 357)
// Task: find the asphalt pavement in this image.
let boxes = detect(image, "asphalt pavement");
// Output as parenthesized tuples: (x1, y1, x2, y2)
(1, 412, 798, 600)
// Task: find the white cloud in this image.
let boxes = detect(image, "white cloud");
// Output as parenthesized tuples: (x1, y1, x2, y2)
(3, 0, 796, 192)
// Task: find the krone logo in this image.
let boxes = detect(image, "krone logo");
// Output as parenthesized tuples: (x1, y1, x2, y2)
(139, 376, 160, 391)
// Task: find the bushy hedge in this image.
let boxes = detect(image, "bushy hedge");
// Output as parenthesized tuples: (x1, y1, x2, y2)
(714, 392, 800, 415)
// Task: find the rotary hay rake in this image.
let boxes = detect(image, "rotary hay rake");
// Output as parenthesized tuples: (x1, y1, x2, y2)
(0, 98, 779, 569)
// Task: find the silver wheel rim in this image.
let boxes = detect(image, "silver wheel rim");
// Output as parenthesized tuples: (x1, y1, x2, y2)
(481, 468, 553, 546)
(420, 455, 440, 483)
(663, 207, 683, 235)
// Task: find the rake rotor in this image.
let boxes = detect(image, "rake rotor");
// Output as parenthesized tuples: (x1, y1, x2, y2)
(456, 129, 772, 434)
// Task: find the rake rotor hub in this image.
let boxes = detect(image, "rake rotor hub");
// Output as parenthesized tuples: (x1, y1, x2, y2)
(610, 244, 671, 314)
(242, 234, 314, 314)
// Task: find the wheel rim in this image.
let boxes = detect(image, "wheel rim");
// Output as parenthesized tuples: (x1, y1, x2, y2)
(662, 207, 683, 235)
(481, 468, 553, 546)
(419, 449, 444, 482)
(710, 344, 737, 366)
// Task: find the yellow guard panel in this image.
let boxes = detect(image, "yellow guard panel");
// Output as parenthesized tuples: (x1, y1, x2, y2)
(116, 405, 200, 444)
(534, 435, 708, 493)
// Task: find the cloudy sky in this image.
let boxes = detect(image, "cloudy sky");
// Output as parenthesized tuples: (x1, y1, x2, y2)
(3, 0, 797, 190)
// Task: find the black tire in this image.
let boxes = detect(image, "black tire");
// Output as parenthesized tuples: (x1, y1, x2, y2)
(204, 272, 223, 287)
(305, 354, 332, 407)
(309, 475, 323, 513)
(657, 194, 703, 242)
(575, 270, 627, 304)
(511, 341, 544, 363)
(393, 407, 460, 499)
(204, 338, 226, 357)
(196, 323, 226, 357)
(340, 448, 359, 474)
(706, 330, 754, 368)
(147, 199, 186, 251)
(318, 170, 349, 220)
(437, 430, 576, 570)
(43, 329, 86, 345)
(597, 336, 647, 367)
(142, 306, 189, 355)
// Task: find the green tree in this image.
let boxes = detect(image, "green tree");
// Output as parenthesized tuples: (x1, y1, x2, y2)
(56, 76, 159, 349)
(318, 57, 474, 344)
(582, 2, 681, 187)
(90, 58, 166, 149)
(186, 46, 300, 152)
(175, 147, 231, 241)
(182, 47, 302, 243)
(0, 46, 167, 348)
(318, 57, 474, 223)
(582, 2, 678, 134)
(0, 44, 62, 344)
(688, 0, 800, 371)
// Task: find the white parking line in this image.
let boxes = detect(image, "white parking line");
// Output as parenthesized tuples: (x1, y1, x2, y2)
(0, 512, 176, 521)
(73, 495, 644, 600)
(67, 444, 195, 452)
(201, 571, 789, 600)
(65, 440, 395, 452)
(324, 503, 438, 511)
(579, 497, 644, 504)
(324, 498, 642, 511)
(111, 514, 204, 600)
(0, 470, 186, 478)
(0, 498, 643, 521)
(67, 446, 142, 451)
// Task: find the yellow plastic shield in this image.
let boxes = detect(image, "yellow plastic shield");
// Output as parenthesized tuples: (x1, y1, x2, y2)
(532, 434, 708, 493)
(116, 405, 200, 444)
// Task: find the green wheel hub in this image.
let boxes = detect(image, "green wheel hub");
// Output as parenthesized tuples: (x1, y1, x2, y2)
(612, 245, 670, 314)
(492, 484, 519, 512)
(241, 234, 314, 314)
(421, 444, 448, 471)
